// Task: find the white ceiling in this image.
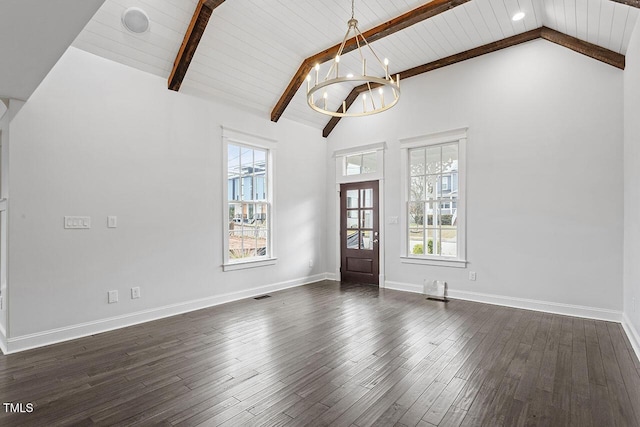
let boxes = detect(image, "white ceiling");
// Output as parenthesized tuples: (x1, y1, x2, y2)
(0, 0, 105, 101)
(70, 0, 638, 129)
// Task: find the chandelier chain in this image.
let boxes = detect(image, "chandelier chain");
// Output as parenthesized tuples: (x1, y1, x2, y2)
(351, 0, 355, 20)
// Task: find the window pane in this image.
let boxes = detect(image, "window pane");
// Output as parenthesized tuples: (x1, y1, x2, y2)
(346, 190, 358, 208)
(347, 211, 358, 229)
(408, 202, 424, 227)
(442, 144, 458, 173)
(242, 176, 253, 201)
(426, 228, 440, 255)
(255, 228, 268, 256)
(425, 202, 436, 226)
(410, 176, 424, 201)
(426, 146, 441, 174)
(347, 230, 359, 249)
(229, 203, 241, 223)
(361, 152, 377, 174)
(241, 147, 253, 171)
(441, 228, 457, 257)
(254, 149, 266, 172)
(255, 175, 265, 200)
(228, 145, 241, 178)
(410, 148, 425, 176)
(361, 209, 373, 229)
(346, 154, 362, 175)
(255, 203, 268, 225)
(425, 176, 436, 200)
(361, 230, 373, 250)
(409, 228, 424, 255)
(361, 189, 373, 208)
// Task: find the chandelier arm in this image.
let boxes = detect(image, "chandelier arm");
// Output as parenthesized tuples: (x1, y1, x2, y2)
(354, 26, 387, 70)
(324, 26, 353, 82)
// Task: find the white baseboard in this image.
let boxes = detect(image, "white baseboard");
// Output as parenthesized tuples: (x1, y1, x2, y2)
(622, 313, 640, 362)
(0, 322, 7, 355)
(325, 272, 337, 281)
(4, 273, 332, 354)
(384, 281, 622, 322)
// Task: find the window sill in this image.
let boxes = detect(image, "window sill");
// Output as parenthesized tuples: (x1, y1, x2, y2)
(400, 256, 467, 268)
(223, 258, 277, 272)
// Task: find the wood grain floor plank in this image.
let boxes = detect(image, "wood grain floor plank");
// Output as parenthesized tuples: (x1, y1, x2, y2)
(0, 281, 638, 427)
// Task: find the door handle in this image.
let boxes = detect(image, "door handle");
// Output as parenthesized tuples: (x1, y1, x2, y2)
(373, 239, 379, 244)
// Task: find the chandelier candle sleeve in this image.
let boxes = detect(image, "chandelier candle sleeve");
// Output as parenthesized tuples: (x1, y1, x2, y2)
(306, 0, 400, 118)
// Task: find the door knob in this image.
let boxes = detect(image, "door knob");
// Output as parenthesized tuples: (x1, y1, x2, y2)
(373, 239, 379, 244)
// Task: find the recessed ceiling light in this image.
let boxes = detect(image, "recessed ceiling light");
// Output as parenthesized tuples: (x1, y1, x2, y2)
(512, 12, 526, 21)
(122, 7, 150, 34)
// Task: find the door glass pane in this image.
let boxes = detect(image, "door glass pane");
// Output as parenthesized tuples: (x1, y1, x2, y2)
(361, 189, 373, 208)
(409, 228, 424, 254)
(361, 210, 373, 229)
(361, 230, 373, 250)
(347, 230, 359, 249)
(410, 148, 425, 176)
(347, 211, 358, 229)
(346, 190, 358, 208)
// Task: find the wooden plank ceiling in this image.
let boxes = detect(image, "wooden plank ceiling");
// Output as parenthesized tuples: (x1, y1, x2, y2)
(72, 0, 639, 134)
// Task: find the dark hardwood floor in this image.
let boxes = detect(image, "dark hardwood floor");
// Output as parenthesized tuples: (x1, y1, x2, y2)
(1, 281, 639, 426)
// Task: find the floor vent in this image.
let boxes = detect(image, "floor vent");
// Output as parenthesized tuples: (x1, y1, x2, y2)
(254, 295, 271, 300)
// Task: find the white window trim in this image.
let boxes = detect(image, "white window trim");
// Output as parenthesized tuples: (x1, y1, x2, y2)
(399, 128, 467, 268)
(221, 127, 277, 271)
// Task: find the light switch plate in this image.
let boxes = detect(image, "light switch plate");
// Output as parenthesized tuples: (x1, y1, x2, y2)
(107, 216, 117, 228)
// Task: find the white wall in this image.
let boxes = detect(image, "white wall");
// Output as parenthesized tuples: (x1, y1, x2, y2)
(624, 22, 640, 355)
(327, 39, 624, 318)
(6, 47, 327, 348)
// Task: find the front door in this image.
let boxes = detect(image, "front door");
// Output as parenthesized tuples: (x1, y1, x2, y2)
(340, 181, 379, 285)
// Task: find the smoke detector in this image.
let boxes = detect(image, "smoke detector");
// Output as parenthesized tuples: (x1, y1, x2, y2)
(122, 7, 150, 34)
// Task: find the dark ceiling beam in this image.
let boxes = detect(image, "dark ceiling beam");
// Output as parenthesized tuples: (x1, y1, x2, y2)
(168, 0, 225, 91)
(323, 26, 626, 137)
(609, 0, 640, 8)
(540, 27, 625, 69)
(270, 0, 471, 123)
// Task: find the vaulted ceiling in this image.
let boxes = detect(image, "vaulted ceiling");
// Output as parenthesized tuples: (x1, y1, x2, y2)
(68, 0, 638, 133)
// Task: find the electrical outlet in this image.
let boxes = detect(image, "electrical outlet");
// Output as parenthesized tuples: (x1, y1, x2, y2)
(131, 287, 141, 299)
(309, 259, 313, 268)
(64, 216, 91, 229)
(108, 290, 118, 304)
(469, 271, 477, 281)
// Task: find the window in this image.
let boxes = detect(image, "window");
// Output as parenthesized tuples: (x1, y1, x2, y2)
(400, 129, 466, 267)
(345, 152, 377, 175)
(222, 128, 276, 270)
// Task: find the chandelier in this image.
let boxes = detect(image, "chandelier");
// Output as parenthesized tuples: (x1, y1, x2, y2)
(306, 0, 401, 117)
